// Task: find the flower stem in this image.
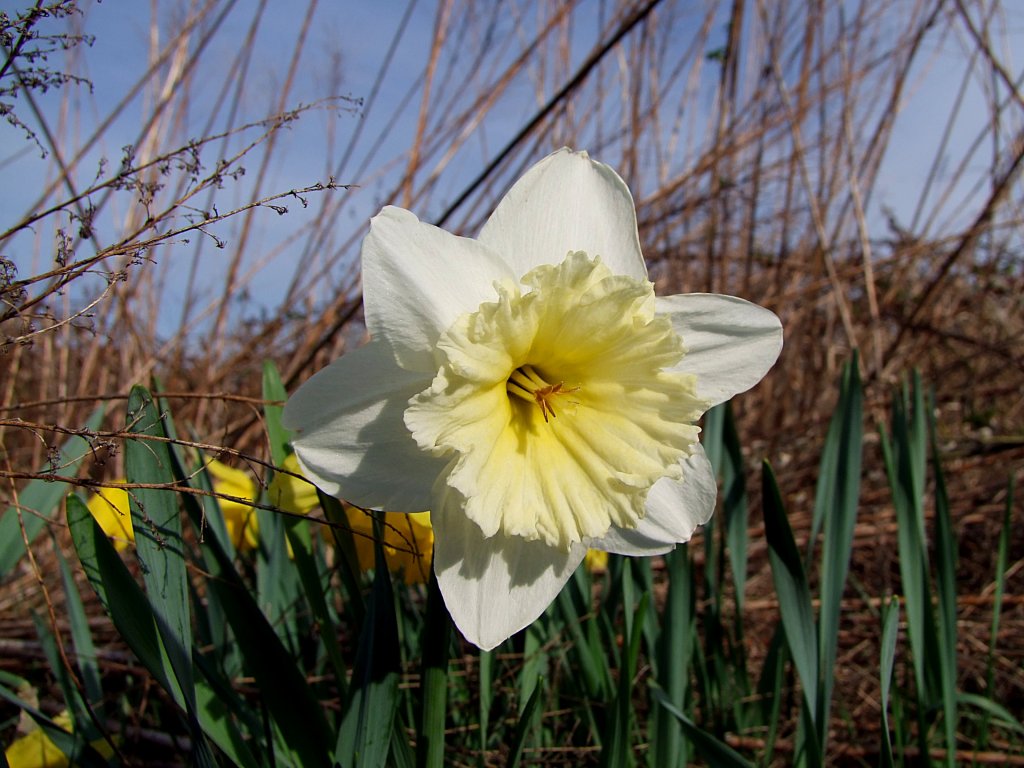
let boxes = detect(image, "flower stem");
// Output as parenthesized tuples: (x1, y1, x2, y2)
(417, 565, 451, 768)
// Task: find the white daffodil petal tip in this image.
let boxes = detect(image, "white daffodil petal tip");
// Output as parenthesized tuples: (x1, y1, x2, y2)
(432, 506, 587, 650)
(285, 147, 781, 649)
(657, 293, 783, 408)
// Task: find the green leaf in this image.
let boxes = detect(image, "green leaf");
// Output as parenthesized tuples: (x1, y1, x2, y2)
(651, 687, 754, 768)
(125, 386, 216, 765)
(956, 692, 1024, 735)
(31, 610, 100, 746)
(55, 546, 103, 708)
(179, 485, 333, 767)
(67, 493, 170, 690)
(879, 596, 900, 767)
(125, 386, 194, 690)
(882, 374, 938, 763)
(286, 519, 349, 697)
(0, 405, 105, 577)
(926, 387, 958, 767)
(602, 591, 648, 768)
(0, 683, 109, 768)
(816, 357, 862, 744)
(337, 515, 401, 768)
(507, 679, 543, 768)
(762, 462, 819, 732)
(416, 568, 452, 768)
(755, 624, 787, 766)
(263, 359, 293, 466)
(320, 491, 366, 626)
(558, 564, 613, 701)
(650, 545, 693, 768)
(74, 486, 255, 767)
(981, 476, 1014, 748)
(476, 648, 495, 755)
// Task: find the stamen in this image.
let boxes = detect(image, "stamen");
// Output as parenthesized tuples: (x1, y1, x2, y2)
(505, 365, 580, 423)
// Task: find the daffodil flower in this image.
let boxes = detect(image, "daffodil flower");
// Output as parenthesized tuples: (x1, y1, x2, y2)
(86, 459, 259, 552)
(4, 710, 115, 768)
(345, 508, 434, 585)
(267, 453, 321, 515)
(283, 149, 782, 649)
(268, 454, 433, 582)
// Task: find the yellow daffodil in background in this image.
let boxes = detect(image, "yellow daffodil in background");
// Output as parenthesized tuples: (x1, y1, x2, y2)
(584, 549, 609, 574)
(4, 710, 114, 768)
(345, 508, 434, 585)
(85, 459, 259, 551)
(267, 453, 321, 515)
(85, 486, 134, 551)
(268, 453, 432, 583)
(204, 460, 260, 551)
(284, 149, 782, 649)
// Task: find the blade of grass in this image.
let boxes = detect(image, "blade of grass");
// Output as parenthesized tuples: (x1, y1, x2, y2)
(262, 359, 293, 466)
(417, 567, 452, 768)
(927, 388, 958, 766)
(507, 679, 544, 768)
(336, 514, 401, 768)
(0, 682, 109, 768)
(651, 688, 755, 768)
(762, 460, 821, 764)
(55, 547, 103, 709)
(173, 478, 333, 766)
(478, 648, 493, 757)
(651, 545, 694, 768)
(125, 386, 217, 766)
(981, 476, 1014, 749)
(879, 596, 900, 768)
(67, 493, 169, 689)
(816, 356, 862, 746)
(69, 494, 259, 766)
(601, 592, 648, 768)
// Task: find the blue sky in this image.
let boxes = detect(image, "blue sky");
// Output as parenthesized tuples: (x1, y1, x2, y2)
(2, 1, 1021, 341)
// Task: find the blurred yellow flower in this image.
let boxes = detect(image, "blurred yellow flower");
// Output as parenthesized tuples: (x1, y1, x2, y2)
(85, 486, 133, 551)
(204, 460, 259, 551)
(267, 453, 321, 515)
(268, 453, 431, 582)
(85, 459, 259, 551)
(4, 710, 114, 768)
(345, 508, 433, 585)
(584, 549, 608, 573)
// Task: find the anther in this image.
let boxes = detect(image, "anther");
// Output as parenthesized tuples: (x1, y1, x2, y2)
(506, 365, 579, 423)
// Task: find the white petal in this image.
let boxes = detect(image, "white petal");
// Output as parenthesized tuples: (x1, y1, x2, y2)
(362, 206, 517, 372)
(591, 445, 717, 555)
(432, 507, 587, 650)
(477, 149, 648, 281)
(657, 293, 782, 408)
(282, 341, 441, 511)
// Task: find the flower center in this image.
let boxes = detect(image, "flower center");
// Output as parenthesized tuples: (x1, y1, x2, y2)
(506, 365, 579, 423)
